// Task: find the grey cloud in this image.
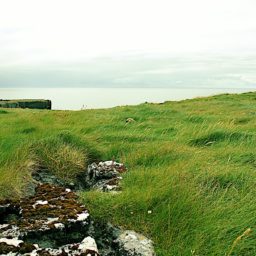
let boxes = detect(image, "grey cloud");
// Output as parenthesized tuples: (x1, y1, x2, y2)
(0, 54, 256, 89)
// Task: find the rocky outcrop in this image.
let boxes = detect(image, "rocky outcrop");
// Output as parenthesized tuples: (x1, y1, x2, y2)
(0, 100, 51, 110)
(0, 161, 156, 256)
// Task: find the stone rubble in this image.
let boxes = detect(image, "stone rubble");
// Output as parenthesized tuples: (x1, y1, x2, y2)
(86, 161, 126, 192)
(0, 160, 156, 256)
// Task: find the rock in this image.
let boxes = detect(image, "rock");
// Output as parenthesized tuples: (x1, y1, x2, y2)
(0, 200, 21, 226)
(0, 235, 98, 256)
(79, 236, 98, 255)
(126, 118, 135, 123)
(0, 184, 107, 255)
(77, 212, 90, 221)
(0, 162, 156, 256)
(0, 237, 23, 247)
(32, 200, 48, 209)
(0, 225, 21, 239)
(86, 161, 126, 192)
(32, 169, 64, 187)
(116, 230, 156, 256)
(0, 184, 91, 250)
(92, 177, 122, 192)
(0, 238, 36, 255)
(54, 223, 65, 230)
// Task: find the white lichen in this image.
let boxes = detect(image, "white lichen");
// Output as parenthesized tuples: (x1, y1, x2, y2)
(0, 224, 9, 230)
(78, 236, 98, 254)
(77, 211, 90, 221)
(54, 223, 65, 230)
(0, 237, 23, 247)
(32, 200, 48, 209)
(105, 185, 118, 191)
(46, 217, 59, 224)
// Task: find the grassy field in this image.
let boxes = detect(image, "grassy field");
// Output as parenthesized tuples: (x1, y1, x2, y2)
(0, 92, 256, 255)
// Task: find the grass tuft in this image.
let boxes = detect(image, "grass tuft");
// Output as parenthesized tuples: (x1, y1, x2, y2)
(0, 109, 8, 114)
(32, 132, 100, 183)
(21, 127, 37, 134)
(189, 130, 254, 147)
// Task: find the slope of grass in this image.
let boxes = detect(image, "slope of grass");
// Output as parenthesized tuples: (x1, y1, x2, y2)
(0, 92, 256, 255)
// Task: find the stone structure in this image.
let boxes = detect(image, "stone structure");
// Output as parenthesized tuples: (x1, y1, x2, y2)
(0, 100, 51, 110)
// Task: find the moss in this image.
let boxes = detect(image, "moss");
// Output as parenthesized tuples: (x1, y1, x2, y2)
(19, 242, 36, 253)
(1, 184, 88, 234)
(0, 242, 35, 254)
(21, 185, 84, 223)
(0, 243, 18, 254)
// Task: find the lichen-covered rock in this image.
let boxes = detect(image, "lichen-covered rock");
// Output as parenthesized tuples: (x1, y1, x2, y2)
(86, 161, 126, 192)
(0, 184, 91, 255)
(0, 237, 23, 247)
(115, 230, 156, 256)
(0, 238, 36, 255)
(0, 162, 156, 256)
(79, 236, 98, 255)
(32, 170, 64, 188)
(0, 237, 99, 256)
(17, 184, 90, 234)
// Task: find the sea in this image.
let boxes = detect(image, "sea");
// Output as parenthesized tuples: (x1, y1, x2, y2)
(0, 87, 254, 110)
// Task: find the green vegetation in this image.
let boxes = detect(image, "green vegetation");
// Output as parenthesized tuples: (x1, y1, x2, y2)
(32, 132, 100, 183)
(0, 92, 256, 255)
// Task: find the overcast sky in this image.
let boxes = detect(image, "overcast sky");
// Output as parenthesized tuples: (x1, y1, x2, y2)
(0, 0, 256, 87)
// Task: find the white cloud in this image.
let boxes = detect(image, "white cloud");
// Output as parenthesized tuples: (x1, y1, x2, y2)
(0, 0, 256, 67)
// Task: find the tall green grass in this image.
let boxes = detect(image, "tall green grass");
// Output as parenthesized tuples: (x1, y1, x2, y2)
(0, 92, 256, 255)
(32, 131, 100, 183)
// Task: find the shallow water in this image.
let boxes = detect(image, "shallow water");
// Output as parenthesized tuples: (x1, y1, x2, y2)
(0, 87, 254, 110)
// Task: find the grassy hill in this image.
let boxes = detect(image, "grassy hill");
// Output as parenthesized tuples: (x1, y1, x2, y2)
(0, 92, 256, 255)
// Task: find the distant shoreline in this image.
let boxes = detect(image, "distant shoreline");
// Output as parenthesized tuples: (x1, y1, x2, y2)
(0, 87, 254, 110)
